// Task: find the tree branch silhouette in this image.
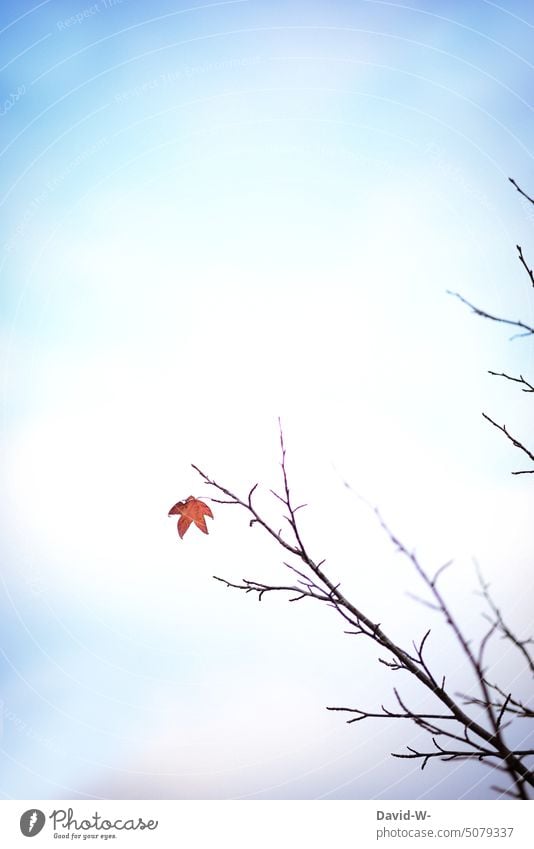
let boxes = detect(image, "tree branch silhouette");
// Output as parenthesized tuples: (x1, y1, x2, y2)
(189, 179, 534, 799)
(450, 178, 534, 474)
(193, 419, 534, 800)
(481, 413, 534, 474)
(446, 290, 534, 339)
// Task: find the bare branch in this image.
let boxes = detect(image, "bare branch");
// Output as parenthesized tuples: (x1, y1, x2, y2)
(447, 290, 534, 338)
(488, 371, 534, 393)
(482, 412, 534, 473)
(178, 177, 534, 801)
(212, 575, 332, 604)
(192, 462, 302, 558)
(516, 244, 534, 288)
(431, 560, 454, 588)
(459, 683, 534, 720)
(475, 565, 534, 676)
(194, 435, 534, 796)
(509, 177, 534, 206)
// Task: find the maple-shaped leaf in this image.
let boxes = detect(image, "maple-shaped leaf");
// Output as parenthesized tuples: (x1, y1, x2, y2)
(168, 495, 214, 538)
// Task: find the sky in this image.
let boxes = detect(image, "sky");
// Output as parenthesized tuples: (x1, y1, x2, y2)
(1, 0, 533, 800)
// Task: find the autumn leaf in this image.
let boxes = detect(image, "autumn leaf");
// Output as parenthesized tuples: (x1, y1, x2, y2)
(168, 495, 214, 538)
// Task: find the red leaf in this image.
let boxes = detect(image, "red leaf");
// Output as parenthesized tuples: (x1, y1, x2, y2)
(168, 496, 214, 539)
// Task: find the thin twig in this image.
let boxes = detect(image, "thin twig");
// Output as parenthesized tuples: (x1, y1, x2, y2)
(509, 177, 534, 206)
(516, 244, 534, 288)
(475, 564, 534, 676)
(482, 412, 534, 473)
(193, 426, 534, 797)
(447, 291, 534, 338)
(488, 371, 534, 393)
